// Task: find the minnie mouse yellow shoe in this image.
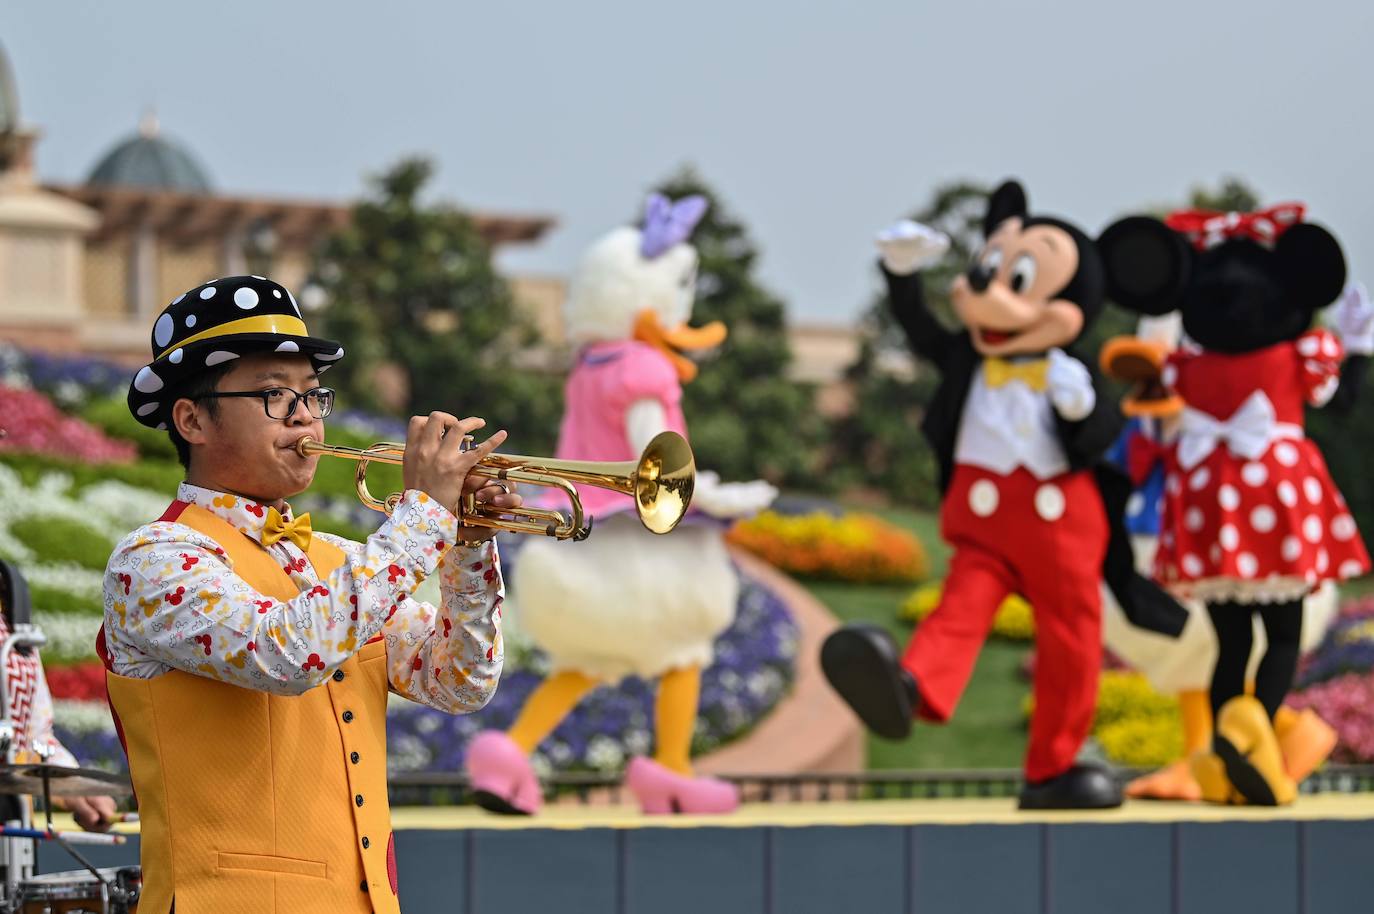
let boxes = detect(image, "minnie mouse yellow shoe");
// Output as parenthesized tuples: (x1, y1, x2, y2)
(1213, 696, 1297, 807)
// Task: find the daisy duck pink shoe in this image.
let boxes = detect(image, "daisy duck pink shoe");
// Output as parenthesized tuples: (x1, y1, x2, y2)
(625, 756, 740, 815)
(466, 731, 542, 816)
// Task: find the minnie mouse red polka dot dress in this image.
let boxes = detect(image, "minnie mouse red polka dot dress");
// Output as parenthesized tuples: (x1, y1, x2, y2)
(1155, 329, 1370, 602)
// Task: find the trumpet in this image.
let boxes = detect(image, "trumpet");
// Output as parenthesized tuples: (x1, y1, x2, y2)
(294, 431, 695, 541)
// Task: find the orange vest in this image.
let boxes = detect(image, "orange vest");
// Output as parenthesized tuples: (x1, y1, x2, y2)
(104, 503, 400, 914)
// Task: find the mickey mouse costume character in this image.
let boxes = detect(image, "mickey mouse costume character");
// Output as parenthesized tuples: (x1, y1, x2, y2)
(1097, 205, 1373, 806)
(821, 181, 1187, 810)
(104, 275, 513, 913)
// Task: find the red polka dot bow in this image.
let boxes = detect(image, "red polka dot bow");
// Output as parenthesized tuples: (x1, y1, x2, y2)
(1165, 203, 1306, 251)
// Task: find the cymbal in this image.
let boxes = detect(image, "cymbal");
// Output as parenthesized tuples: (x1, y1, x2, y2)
(0, 763, 132, 797)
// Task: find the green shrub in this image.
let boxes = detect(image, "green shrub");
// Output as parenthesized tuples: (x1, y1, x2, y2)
(31, 584, 102, 617)
(10, 517, 112, 572)
(78, 396, 178, 461)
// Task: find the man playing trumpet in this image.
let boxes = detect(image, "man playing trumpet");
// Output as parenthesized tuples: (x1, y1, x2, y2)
(101, 275, 517, 914)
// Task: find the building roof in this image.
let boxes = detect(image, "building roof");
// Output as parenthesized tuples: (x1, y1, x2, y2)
(86, 113, 213, 192)
(46, 183, 555, 247)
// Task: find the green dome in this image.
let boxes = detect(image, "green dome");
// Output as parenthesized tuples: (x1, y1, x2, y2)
(87, 115, 212, 192)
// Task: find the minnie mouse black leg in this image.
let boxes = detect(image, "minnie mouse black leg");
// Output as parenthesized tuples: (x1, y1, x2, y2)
(1254, 601, 1303, 720)
(1205, 601, 1254, 717)
(1204, 601, 1299, 805)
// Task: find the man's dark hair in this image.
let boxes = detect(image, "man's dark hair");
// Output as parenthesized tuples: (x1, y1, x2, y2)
(167, 362, 237, 470)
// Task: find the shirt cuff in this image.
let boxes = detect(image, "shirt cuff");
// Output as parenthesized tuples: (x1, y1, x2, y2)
(386, 489, 463, 576)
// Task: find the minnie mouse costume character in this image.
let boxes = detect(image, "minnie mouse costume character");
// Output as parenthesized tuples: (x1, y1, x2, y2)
(1097, 205, 1373, 805)
(822, 181, 1187, 810)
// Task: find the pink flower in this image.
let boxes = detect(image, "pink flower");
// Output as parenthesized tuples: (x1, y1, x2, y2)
(0, 385, 135, 464)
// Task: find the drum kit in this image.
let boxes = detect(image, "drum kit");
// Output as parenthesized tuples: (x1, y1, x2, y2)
(0, 623, 139, 914)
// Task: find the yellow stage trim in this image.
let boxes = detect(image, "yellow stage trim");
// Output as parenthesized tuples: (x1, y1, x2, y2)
(49, 793, 1374, 837)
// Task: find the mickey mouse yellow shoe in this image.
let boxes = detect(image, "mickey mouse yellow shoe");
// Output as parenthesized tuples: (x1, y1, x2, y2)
(1213, 696, 1297, 807)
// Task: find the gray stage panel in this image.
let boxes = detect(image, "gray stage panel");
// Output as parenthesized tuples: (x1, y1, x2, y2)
(395, 829, 467, 913)
(1302, 819, 1374, 914)
(910, 824, 1043, 914)
(623, 827, 765, 914)
(1176, 820, 1299, 914)
(770, 825, 907, 914)
(469, 827, 618, 914)
(1046, 822, 1173, 914)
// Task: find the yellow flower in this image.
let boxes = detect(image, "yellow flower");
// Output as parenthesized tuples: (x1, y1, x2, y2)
(899, 584, 1035, 640)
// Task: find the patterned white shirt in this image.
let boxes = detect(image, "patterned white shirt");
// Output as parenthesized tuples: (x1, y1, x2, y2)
(101, 483, 503, 713)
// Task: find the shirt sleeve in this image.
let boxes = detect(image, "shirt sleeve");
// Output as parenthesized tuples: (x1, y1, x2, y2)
(28, 657, 79, 769)
(103, 490, 459, 695)
(374, 538, 504, 713)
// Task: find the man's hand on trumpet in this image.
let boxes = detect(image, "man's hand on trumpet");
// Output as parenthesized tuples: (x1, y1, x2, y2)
(402, 412, 521, 541)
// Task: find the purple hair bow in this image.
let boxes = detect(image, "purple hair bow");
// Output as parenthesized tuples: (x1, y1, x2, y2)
(639, 193, 708, 259)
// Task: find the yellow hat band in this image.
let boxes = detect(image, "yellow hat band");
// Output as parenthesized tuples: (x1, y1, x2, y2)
(159, 315, 310, 359)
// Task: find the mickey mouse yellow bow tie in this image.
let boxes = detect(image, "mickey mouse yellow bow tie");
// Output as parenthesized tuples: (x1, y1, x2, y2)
(261, 507, 313, 551)
(983, 357, 1049, 391)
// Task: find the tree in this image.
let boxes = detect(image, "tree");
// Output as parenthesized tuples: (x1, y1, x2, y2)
(312, 157, 561, 451)
(648, 167, 826, 486)
(831, 180, 992, 507)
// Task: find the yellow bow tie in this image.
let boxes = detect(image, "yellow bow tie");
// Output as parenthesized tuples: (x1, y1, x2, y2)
(261, 507, 313, 551)
(983, 357, 1049, 391)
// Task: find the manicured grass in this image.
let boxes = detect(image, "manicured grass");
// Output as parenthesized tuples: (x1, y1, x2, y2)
(793, 495, 1031, 771)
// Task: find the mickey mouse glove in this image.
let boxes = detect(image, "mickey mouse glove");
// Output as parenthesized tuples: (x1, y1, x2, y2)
(875, 221, 951, 275)
(1047, 349, 1097, 421)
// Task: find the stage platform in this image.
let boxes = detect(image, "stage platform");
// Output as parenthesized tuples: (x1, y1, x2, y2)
(39, 796, 1374, 913)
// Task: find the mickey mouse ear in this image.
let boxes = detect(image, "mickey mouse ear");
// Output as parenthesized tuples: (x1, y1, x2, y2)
(983, 180, 1028, 236)
(1098, 216, 1192, 316)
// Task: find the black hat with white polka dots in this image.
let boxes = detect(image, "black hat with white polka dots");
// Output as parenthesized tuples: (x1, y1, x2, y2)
(126, 275, 345, 429)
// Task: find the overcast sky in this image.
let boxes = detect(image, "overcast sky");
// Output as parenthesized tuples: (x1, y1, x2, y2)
(8, 0, 1372, 324)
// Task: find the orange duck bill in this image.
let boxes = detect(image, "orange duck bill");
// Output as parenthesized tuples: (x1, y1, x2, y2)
(1099, 335, 1185, 419)
(633, 309, 728, 382)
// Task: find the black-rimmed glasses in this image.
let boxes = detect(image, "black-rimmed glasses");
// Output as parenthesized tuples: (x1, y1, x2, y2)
(196, 386, 335, 420)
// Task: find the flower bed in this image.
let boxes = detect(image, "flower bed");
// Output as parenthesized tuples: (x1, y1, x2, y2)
(726, 510, 927, 584)
(52, 567, 800, 783)
(900, 582, 1035, 640)
(0, 386, 136, 464)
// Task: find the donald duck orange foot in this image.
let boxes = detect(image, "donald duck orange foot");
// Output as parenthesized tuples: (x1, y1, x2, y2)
(1190, 696, 1297, 807)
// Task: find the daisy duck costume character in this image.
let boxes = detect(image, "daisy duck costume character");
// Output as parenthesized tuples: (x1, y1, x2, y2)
(1097, 205, 1372, 805)
(821, 181, 1187, 810)
(1099, 312, 1340, 802)
(465, 195, 777, 816)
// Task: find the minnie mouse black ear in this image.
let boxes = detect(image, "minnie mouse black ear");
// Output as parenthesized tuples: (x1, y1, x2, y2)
(983, 180, 1028, 237)
(1097, 216, 1192, 316)
(1275, 223, 1346, 313)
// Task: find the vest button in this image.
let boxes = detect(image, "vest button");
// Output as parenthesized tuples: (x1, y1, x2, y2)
(332, 669, 345, 682)
(361, 880, 369, 892)
(362, 837, 370, 849)
(350, 751, 360, 764)
(342, 710, 354, 723)
(356, 794, 364, 807)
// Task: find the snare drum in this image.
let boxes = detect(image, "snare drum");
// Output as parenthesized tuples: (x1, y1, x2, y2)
(18, 866, 140, 913)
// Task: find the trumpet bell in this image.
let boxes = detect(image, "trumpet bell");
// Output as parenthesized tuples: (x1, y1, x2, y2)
(633, 431, 696, 535)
